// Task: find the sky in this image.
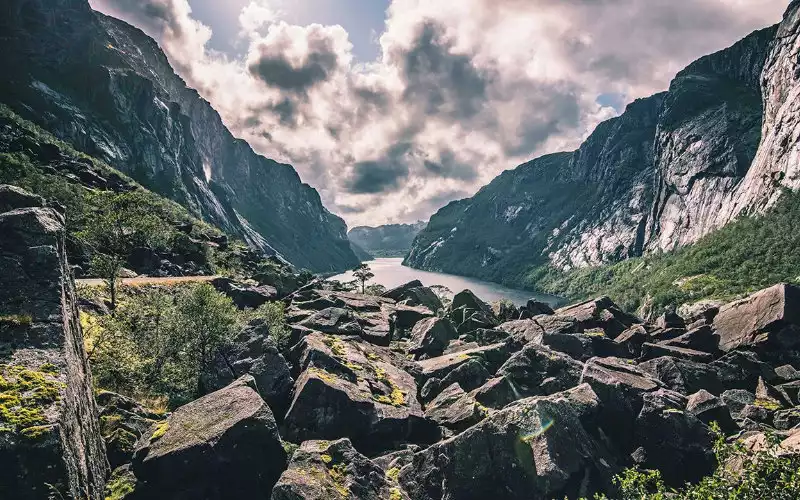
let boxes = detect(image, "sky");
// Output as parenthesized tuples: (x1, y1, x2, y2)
(88, 0, 789, 228)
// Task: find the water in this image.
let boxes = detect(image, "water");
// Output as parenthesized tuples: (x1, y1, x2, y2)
(329, 258, 563, 307)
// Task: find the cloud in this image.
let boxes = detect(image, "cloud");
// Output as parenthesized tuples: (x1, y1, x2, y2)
(89, 0, 788, 227)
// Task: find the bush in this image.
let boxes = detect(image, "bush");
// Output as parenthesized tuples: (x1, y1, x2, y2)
(247, 302, 291, 350)
(608, 425, 800, 500)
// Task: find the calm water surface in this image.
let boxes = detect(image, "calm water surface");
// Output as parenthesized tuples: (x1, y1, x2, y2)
(329, 258, 562, 307)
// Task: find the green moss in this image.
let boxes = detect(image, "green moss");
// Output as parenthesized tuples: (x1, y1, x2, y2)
(150, 421, 170, 441)
(323, 337, 347, 358)
(311, 368, 338, 385)
(0, 364, 64, 434)
(328, 462, 349, 497)
(754, 399, 782, 411)
(282, 441, 299, 459)
(105, 467, 137, 500)
(321, 454, 333, 464)
(0, 314, 32, 328)
(386, 467, 400, 482)
(20, 425, 53, 439)
(389, 487, 403, 500)
(38, 363, 58, 375)
(366, 353, 380, 361)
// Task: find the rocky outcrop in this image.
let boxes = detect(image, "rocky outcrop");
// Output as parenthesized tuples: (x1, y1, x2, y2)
(407, 5, 800, 284)
(130, 376, 286, 499)
(0, 0, 359, 272)
(0, 187, 108, 499)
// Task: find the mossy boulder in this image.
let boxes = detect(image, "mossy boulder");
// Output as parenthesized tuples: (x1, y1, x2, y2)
(130, 376, 286, 499)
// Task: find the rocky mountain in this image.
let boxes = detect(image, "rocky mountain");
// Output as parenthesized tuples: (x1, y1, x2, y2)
(0, 0, 359, 272)
(348, 222, 427, 258)
(407, 3, 800, 285)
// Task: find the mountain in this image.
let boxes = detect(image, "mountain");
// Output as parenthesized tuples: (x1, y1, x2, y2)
(0, 0, 359, 272)
(407, 5, 800, 288)
(348, 222, 427, 258)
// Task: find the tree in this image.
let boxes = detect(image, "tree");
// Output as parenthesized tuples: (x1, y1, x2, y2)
(172, 284, 238, 396)
(78, 191, 170, 308)
(352, 263, 375, 294)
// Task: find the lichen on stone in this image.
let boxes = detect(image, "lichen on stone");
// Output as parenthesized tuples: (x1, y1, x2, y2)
(150, 421, 170, 441)
(105, 466, 137, 500)
(0, 364, 64, 435)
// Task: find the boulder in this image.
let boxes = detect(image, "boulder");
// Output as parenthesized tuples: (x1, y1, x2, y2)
(416, 343, 516, 382)
(543, 332, 631, 361)
(775, 364, 800, 382)
(0, 203, 108, 499)
(659, 325, 720, 354)
(202, 319, 294, 418)
(721, 389, 756, 417)
(0, 184, 45, 212)
(383, 282, 443, 313)
(210, 277, 278, 309)
(131, 376, 286, 499)
(399, 385, 620, 500)
(556, 297, 640, 338)
(298, 307, 363, 336)
(420, 359, 491, 403)
(271, 438, 405, 500)
(408, 317, 457, 359)
(614, 325, 649, 357)
(714, 284, 800, 352)
(522, 299, 555, 317)
(656, 311, 686, 330)
(284, 333, 437, 453)
(755, 376, 792, 409)
(451, 290, 495, 317)
(498, 315, 580, 344)
(389, 304, 434, 335)
(424, 383, 487, 433)
(633, 390, 715, 486)
(686, 390, 738, 434)
(774, 409, 800, 430)
(495, 344, 584, 401)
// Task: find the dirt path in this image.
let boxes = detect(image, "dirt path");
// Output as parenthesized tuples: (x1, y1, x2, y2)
(77, 276, 220, 287)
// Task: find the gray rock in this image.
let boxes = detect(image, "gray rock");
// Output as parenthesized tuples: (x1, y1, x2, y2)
(211, 277, 279, 309)
(686, 390, 738, 434)
(131, 376, 286, 499)
(721, 389, 756, 417)
(202, 319, 294, 418)
(271, 438, 405, 500)
(641, 343, 713, 363)
(400, 385, 620, 500)
(408, 317, 457, 359)
(284, 333, 437, 453)
(0, 184, 45, 212)
(0, 203, 108, 499)
(298, 307, 363, 336)
(424, 383, 486, 433)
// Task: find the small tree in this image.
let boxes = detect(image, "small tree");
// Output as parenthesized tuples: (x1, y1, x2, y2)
(352, 263, 375, 294)
(172, 284, 238, 396)
(79, 191, 170, 309)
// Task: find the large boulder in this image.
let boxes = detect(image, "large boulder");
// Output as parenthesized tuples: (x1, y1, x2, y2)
(714, 284, 800, 353)
(298, 307, 363, 336)
(556, 297, 641, 338)
(494, 344, 584, 401)
(408, 317, 457, 359)
(383, 281, 443, 312)
(0, 200, 108, 499)
(272, 438, 406, 500)
(202, 319, 294, 417)
(399, 385, 620, 500)
(424, 384, 487, 433)
(211, 277, 278, 309)
(130, 376, 286, 499)
(284, 333, 437, 453)
(498, 315, 580, 344)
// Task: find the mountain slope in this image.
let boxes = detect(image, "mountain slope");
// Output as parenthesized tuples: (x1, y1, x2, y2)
(407, 11, 796, 287)
(348, 222, 426, 258)
(0, 0, 358, 272)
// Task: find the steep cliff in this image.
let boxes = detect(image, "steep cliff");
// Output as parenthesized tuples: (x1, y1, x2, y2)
(407, 10, 796, 285)
(0, 187, 108, 499)
(0, 0, 358, 272)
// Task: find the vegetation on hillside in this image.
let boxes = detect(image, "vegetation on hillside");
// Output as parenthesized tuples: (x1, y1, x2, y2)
(525, 189, 800, 315)
(82, 283, 289, 409)
(0, 104, 273, 280)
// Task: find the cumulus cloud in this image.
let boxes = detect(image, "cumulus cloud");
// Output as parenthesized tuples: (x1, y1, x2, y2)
(89, 0, 788, 227)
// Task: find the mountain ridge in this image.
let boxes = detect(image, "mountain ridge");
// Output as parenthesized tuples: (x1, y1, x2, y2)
(0, 0, 359, 272)
(406, 13, 796, 289)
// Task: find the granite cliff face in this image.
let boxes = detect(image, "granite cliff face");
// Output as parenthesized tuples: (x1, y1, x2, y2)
(408, 4, 800, 283)
(0, 0, 358, 272)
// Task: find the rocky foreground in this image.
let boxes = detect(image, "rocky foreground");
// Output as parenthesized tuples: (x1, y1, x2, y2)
(3, 187, 800, 499)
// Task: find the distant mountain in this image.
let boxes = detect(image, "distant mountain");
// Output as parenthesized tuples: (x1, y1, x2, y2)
(0, 0, 359, 272)
(348, 222, 427, 259)
(407, 16, 800, 289)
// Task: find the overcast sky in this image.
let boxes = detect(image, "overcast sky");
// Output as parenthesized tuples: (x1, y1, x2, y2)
(89, 0, 789, 228)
